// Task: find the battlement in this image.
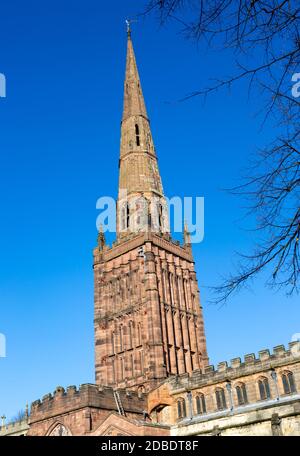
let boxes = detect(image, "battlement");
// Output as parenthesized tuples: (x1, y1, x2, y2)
(30, 384, 146, 423)
(0, 418, 29, 436)
(169, 341, 300, 391)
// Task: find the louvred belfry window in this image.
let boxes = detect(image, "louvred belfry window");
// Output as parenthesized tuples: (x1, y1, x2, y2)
(135, 124, 140, 146)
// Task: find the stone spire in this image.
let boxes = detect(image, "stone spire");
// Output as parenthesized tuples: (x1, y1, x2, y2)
(93, 32, 209, 393)
(117, 31, 169, 240)
(122, 30, 148, 122)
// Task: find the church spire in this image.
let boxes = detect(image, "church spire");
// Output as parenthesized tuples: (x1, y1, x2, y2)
(117, 30, 169, 240)
(122, 28, 148, 122)
(93, 32, 209, 393)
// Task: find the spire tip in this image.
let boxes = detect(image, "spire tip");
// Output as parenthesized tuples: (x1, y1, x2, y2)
(126, 19, 131, 36)
(125, 18, 138, 38)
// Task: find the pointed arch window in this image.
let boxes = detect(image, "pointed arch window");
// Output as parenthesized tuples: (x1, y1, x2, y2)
(195, 394, 206, 415)
(135, 124, 140, 146)
(282, 371, 296, 394)
(158, 203, 163, 231)
(121, 203, 130, 231)
(136, 201, 141, 226)
(126, 203, 130, 229)
(177, 398, 187, 419)
(148, 209, 152, 230)
(48, 424, 71, 436)
(236, 383, 248, 406)
(135, 197, 146, 228)
(215, 388, 227, 411)
(258, 377, 271, 400)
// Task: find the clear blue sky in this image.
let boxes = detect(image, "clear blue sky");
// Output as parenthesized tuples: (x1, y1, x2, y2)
(0, 0, 299, 419)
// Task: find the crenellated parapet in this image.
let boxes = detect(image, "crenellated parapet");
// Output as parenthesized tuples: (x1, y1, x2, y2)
(0, 418, 29, 436)
(148, 341, 300, 435)
(167, 341, 300, 392)
(30, 384, 146, 424)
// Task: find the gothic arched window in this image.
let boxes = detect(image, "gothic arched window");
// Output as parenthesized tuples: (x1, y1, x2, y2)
(148, 211, 152, 230)
(121, 203, 130, 231)
(135, 197, 146, 228)
(258, 377, 271, 400)
(158, 203, 163, 231)
(48, 424, 71, 436)
(177, 398, 187, 419)
(126, 203, 130, 229)
(195, 394, 206, 415)
(215, 388, 227, 411)
(135, 124, 140, 146)
(236, 383, 248, 405)
(282, 371, 296, 394)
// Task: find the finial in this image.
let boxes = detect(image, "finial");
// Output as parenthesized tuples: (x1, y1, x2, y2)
(97, 225, 106, 252)
(184, 221, 191, 246)
(125, 18, 138, 37)
(126, 19, 131, 36)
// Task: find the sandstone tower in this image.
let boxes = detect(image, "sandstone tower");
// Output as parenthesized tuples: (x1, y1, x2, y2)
(93, 30, 209, 393)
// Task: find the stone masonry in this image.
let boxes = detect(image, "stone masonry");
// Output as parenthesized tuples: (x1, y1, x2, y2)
(148, 342, 300, 436)
(93, 29, 209, 393)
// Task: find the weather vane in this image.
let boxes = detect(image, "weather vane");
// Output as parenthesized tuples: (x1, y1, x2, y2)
(125, 18, 138, 35)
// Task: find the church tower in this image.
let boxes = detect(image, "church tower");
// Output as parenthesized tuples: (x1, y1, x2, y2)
(93, 30, 209, 393)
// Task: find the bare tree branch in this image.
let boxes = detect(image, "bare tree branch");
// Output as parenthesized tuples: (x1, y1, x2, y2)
(144, 0, 300, 302)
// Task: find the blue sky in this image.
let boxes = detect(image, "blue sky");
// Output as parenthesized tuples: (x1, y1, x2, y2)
(0, 0, 299, 419)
